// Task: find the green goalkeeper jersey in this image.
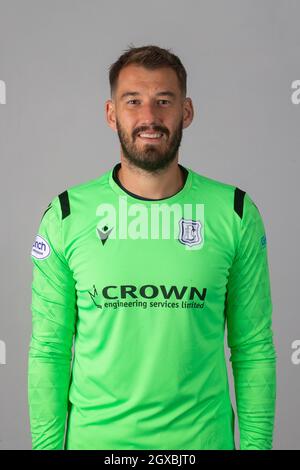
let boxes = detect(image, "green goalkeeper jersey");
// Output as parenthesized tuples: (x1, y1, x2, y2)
(28, 163, 277, 450)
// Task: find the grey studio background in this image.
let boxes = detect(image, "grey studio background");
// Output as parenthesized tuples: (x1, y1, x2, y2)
(0, 0, 299, 450)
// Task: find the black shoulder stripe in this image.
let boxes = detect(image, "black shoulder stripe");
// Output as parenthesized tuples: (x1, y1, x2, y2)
(234, 187, 246, 220)
(58, 190, 71, 220)
(41, 202, 52, 221)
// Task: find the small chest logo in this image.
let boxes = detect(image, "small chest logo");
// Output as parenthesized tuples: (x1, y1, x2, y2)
(178, 218, 203, 247)
(97, 225, 114, 245)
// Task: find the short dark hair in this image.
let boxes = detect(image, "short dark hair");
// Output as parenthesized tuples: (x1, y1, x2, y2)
(108, 44, 187, 99)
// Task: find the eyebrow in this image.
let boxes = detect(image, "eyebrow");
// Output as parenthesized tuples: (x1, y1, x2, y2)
(120, 91, 176, 100)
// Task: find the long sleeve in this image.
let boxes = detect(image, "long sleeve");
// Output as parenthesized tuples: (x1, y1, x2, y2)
(225, 192, 277, 450)
(28, 198, 77, 450)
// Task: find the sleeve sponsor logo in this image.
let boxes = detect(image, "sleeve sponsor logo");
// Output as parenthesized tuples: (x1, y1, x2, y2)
(31, 234, 51, 259)
(260, 234, 267, 248)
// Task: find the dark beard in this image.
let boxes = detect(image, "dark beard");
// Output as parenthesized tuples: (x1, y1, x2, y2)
(116, 117, 183, 173)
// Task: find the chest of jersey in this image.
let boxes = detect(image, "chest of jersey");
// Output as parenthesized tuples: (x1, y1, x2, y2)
(65, 197, 235, 338)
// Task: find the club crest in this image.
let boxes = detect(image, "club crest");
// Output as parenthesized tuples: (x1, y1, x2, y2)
(178, 218, 203, 247)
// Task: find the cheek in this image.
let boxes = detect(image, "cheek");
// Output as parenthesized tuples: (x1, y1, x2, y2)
(120, 115, 137, 135)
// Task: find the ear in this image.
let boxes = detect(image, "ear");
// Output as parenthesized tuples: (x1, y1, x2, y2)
(182, 97, 194, 130)
(105, 99, 117, 132)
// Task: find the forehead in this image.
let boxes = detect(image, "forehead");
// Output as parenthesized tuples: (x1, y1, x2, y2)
(116, 64, 180, 96)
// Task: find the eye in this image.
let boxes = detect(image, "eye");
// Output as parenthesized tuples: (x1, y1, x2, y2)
(158, 99, 170, 105)
(126, 99, 171, 105)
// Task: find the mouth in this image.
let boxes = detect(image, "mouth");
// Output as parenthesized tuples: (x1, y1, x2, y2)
(137, 132, 164, 143)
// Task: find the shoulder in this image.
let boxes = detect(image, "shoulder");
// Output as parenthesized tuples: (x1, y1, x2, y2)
(49, 168, 111, 220)
(188, 167, 259, 221)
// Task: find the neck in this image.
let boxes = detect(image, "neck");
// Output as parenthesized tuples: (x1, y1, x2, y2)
(116, 159, 185, 200)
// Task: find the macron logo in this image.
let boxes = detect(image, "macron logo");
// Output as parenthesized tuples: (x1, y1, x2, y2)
(97, 225, 114, 245)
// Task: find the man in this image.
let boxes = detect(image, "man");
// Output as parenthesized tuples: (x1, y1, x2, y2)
(28, 44, 277, 450)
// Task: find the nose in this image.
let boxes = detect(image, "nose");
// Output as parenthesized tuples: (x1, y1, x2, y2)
(138, 101, 162, 126)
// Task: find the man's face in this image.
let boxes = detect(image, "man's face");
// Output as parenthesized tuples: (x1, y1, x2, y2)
(106, 64, 193, 172)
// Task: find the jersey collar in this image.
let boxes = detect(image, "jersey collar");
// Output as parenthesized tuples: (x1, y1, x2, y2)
(108, 162, 193, 203)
